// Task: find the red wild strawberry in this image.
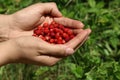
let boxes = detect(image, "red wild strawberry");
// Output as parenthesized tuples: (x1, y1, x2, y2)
(45, 36, 50, 41)
(65, 37, 70, 42)
(38, 26, 42, 30)
(33, 21, 76, 44)
(58, 37, 62, 41)
(55, 33, 60, 39)
(62, 40, 66, 44)
(51, 21, 56, 25)
(70, 34, 75, 39)
(64, 28, 69, 32)
(50, 39, 54, 43)
(44, 28, 49, 34)
(32, 33, 38, 37)
(39, 35, 46, 41)
(57, 40, 63, 44)
(63, 33, 69, 38)
(49, 24, 54, 29)
(43, 23, 49, 27)
(34, 29, 41, 35)
(50, 29, 54, 32)
(67, 29, 73, 35)
(59, 24, 64, 29)
(50, 32, 55, 37)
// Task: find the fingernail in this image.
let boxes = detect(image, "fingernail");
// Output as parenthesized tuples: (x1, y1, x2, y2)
(88, 29, 92, 34)
(86, 29, 92, 34)
(80, 23, 84, 27)
(66, 48, 74, 55)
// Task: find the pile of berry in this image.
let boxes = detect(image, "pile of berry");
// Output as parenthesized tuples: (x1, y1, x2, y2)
(33, 21, 76, 44)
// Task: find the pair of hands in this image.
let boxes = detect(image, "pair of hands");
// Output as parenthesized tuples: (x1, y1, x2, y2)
(0, 3, 91, 66)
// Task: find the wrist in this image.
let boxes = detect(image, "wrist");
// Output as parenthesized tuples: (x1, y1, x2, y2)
(0, 40, 19, 66)
(0, 14, 13, 42)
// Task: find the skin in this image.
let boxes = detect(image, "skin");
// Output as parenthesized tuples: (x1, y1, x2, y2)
(0, 2, 91, 67)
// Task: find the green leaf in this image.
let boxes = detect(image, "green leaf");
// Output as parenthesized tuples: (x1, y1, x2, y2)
(110, 37, 119, 49)
(115, 72, 120, 79)
(85, 72, 93, 80)
(88, 0, 96, 8)
(0, 67, 4, 75)
(96, 2, 104, 9)
(87, 8, 98, 13)
(69, 63, 84, 78)
(0, 8, 6, 13)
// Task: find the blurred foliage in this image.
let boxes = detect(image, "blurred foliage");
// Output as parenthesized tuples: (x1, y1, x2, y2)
(0, 0, 120, 80)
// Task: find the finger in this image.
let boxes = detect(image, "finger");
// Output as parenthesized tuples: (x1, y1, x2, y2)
(40, 2, 62, 17)
(40, 44, 74, 57)
(27, 37, 74, 57)
(76, 29, 91, 49)
(65, 29, 91, 49)
(72, 29, 83, 34)
(54, 17, 84, 29)
(34, 56, 61, 66)
(75, 36, 88, 51)
(9, 31, 33, 38)
(34, 16, 46, 27)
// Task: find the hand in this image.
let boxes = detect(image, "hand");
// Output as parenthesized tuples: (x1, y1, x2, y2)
(0, 2, 84, 41)
(0, 15, 11, 42)
(0, 2, 91, 66)
(8, 2, 84, 38)
(0, 2, 62, 41)
(0, 28, 91, 66)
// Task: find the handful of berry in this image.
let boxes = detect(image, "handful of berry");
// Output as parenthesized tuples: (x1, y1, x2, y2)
(33, 21, 76, 44)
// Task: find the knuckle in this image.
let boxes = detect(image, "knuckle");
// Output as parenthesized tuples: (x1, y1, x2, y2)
(47, 60, 57, 66)
(50, 2, 57, 6)
(35, 3, 43, 7)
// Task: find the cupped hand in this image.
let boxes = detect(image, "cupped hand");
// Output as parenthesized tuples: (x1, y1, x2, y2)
(8, 2, 84, 38)
(5, 28, 90, 66)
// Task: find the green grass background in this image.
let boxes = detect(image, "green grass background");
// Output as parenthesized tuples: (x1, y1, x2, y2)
(0, 0, 120, 80)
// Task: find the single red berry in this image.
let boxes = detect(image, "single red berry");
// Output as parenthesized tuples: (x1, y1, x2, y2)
(51, 21, 56, 25)
(50, 32, 55, 37)
(38, 26, 42, 30)
(54, 23, 59, 28)
(44, 28, 49, 34)
(59, 29, 63, 34)
(34, 29, 41, 35)
(64, 28, 69, 33)
(67, 29, 73, 35)
(47, 33, 50, 36)
(45, 36, 50, 41)
(43, 23, 49, 27)
(49, 39, 55, 43)
(57, 40, 63, 44)
(63, 33, 69, 38)
(59, 24, 64, 29)
(50, 29, 54, 32)
(58, 36, 62, 41)
(49, 24, 54, 29)
(32, 33, 38, 37)
(53, 39, 57, 43)
(62, 40, 66, 44)
(39, 35, 46, 41)
(70, 34, 75, 39)
(55, 33, 60, 39)
(65, 37, 70, 42)
(54, 28, 59, 32)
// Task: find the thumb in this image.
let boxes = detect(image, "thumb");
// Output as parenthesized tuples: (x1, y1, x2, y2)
(40, 2, 62, 17)
(42, 44, 74, 57)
